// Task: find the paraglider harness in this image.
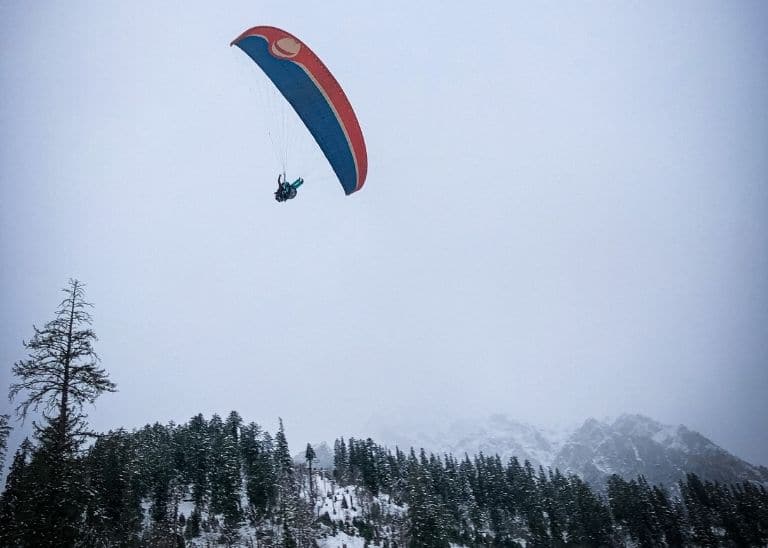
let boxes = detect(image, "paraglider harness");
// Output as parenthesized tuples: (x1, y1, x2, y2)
(275, 174, 304, 202)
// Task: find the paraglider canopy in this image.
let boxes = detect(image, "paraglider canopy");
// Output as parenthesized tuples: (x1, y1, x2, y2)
(231, 26, 368, 195)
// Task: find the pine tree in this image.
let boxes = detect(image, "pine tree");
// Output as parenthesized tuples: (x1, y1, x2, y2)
(362, 438, 380, 495)
(137, 422, 185, 546)
(226, 410, 242, 441)
(520, 459, 547, 545)
(0, 439, 34, 546)
(406, 457, 450, 548)
(306, 442, 317, 501)
(456, 464, 479, 543)
(567, 474, 613, 546)
(242, 423, 277, 519)
(210, 412, 244, 534)
(81, 429, 143, 546)
(7, 279, 117, 547)
(12, 422, 90, 547)
(9, 279, 116, 447)
(681, 473, 719, 546)
(275, 418, 293, 475)
(334, 437, 349, 484)
(185, 413, 211, 507)
(647, 484, 685, 546)
(275, 419, 300, 544)
(543, 468, 567, 544)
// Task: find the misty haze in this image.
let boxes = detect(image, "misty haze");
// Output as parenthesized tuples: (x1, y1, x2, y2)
(1, 2, 766, 547)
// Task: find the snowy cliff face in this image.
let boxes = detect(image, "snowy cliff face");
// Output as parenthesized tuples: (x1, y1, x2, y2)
(374, 413, 768, 489)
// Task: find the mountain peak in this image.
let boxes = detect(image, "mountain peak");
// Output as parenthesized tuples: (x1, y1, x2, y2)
(612, 413, 666, 437)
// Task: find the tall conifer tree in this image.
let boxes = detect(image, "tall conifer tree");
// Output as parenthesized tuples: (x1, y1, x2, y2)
(7, 279, 116, 547)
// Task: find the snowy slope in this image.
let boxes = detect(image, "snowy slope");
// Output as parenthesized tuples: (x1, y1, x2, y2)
(175, 471, 415, 547)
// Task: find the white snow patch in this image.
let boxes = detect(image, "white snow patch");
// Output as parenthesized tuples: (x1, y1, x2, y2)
(317, 531, 369, 548)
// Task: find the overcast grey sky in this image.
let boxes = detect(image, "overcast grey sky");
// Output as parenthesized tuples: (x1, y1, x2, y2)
(2, 2, 767, 465)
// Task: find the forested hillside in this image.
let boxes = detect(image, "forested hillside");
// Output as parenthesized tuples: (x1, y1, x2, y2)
(1, 412, 767, 547)
(2, 281, 767, 546)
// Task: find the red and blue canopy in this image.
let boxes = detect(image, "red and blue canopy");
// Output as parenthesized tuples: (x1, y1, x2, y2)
(231, 26, 367, 195)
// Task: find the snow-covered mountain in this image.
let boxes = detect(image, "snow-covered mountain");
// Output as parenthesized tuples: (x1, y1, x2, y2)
(372, 413, 768, 489)
(555, 414, 768, 488)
